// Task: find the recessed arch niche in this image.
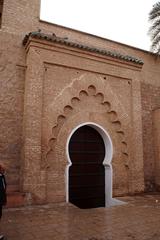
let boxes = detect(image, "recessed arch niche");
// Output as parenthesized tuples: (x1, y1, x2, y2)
(66, 122, 125, 208)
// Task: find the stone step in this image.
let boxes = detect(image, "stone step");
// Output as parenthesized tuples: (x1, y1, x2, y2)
(6, 191, 26, 208)
(7, 184, 20, 193)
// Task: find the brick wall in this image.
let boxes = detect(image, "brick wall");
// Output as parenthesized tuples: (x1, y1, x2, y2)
(141, 83, 160, 191)
(1, 0, 40, 33)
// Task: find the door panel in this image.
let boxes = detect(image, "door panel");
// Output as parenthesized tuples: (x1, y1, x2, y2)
(69, 125, 105, 208)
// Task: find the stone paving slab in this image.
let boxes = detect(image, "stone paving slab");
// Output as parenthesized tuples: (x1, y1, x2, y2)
(1, 194, 160, 240)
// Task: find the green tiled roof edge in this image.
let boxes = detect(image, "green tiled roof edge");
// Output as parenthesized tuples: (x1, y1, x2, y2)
(23, 31, 144, 65)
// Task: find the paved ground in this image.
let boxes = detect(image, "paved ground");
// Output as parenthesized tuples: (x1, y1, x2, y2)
(1, 194, 160, 240)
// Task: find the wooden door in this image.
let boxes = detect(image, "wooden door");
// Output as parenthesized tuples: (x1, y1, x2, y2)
(69, 125, 105, 208)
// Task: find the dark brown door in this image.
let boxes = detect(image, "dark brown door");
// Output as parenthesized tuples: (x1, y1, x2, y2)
(69, 125, 105, 208)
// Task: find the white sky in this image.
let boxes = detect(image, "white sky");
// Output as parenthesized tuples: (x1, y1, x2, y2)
(40, 0, 158, 51)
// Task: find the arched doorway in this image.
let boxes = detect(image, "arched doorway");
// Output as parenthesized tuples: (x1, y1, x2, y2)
(68, 125, 105, 208)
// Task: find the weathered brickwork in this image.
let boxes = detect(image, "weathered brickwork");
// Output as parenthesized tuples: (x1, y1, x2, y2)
(0, 0, 159, 207)
(141, 83, 160, 191)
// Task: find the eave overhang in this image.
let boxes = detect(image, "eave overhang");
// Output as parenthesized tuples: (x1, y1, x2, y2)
(23, 31, 144, 66)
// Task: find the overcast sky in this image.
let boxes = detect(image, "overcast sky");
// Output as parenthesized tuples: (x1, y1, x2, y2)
(40, 0, 158, 51)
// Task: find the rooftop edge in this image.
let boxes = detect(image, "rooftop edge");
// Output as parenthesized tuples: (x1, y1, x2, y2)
(23, 31, 144, 65)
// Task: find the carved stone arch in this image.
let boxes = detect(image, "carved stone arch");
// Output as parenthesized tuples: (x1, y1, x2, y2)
(46, 80, 129, 168)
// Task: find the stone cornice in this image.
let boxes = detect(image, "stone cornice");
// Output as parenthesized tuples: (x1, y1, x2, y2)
(23, 31, 144, 65)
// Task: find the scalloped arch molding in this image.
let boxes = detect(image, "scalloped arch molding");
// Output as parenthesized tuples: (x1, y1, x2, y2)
(47, 74, 129, 164)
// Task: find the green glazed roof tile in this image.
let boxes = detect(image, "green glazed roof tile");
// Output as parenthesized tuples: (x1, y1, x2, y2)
(23, 31, 144, 65)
